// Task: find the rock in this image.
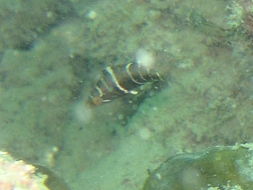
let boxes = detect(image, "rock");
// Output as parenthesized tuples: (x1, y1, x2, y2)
(0, 0, 74, 50)
(143, 144, 253, 190)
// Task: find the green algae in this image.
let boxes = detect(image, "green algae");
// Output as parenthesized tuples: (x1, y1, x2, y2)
(143, 144, 253, 190)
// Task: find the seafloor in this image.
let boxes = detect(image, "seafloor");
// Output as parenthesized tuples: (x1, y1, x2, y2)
(0, 0, 252, 189)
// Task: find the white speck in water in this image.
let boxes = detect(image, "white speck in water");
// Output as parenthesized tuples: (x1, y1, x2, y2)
(139, 128, 152, 140)
(87, 10, 97, 20)
(135, 49, 155, 70)
(73, 101, 93, 124)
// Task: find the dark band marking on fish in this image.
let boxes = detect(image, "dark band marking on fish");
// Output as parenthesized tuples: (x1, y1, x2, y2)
(155, 72, 162, 80)
(101, 76, 111, 90)
(112, 63, 142, 91)
(129, 63, 149, 83)
(95, 86, 103, 97)
(126, 63, 145, 85)
(137, 66, 148, 81)
(102, 69, 116, 90)
(105, 66, 129, 94)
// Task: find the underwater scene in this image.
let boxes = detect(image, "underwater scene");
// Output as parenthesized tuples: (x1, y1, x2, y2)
(0, 0, 252, 189)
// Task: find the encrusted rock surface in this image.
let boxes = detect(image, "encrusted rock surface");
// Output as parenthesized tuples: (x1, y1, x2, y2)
(143, 144, 253, 190)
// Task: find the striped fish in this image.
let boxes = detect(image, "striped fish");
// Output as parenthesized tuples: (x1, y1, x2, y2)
(88, 62, 162, 106)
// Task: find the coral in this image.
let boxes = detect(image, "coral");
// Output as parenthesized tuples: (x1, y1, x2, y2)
(0, 151, 49, 190)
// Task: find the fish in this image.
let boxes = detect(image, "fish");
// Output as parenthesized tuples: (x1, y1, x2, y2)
(88, 62, 162, 106)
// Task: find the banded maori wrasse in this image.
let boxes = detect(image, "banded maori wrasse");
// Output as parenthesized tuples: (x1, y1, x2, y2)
(88, 62, 162, 106)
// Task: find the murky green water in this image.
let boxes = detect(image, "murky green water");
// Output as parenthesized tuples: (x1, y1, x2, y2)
(0, 0, 252, 189)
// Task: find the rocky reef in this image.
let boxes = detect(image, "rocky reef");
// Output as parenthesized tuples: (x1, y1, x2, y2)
(0, 0, 74, 50)
(143, 144, 253, 190)
(0, 0, 252, 190)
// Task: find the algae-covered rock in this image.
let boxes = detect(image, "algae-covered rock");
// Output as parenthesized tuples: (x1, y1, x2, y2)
(0, 0, 74, 50)
(0, 35, 79, 163)
(143, 144, 253, 190)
